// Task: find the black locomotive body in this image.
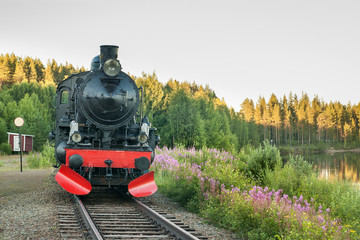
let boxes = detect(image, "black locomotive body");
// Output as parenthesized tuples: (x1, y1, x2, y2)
(53, 45, 158, 197)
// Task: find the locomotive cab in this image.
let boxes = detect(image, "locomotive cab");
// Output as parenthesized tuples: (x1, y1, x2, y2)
(53, 45, 159, 197)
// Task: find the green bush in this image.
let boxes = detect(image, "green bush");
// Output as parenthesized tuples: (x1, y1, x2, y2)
(27, 141, 55, 169)
(265, 155, 314, 197)
(27, 152, 40, 168)
(246, 142, 282, 184)
(0, 142, 12, 155)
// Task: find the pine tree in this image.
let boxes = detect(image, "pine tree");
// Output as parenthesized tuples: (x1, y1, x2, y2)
(167, 90, 205, 148)
(28, 60, 38, 83)
(324, 103, 336, 141)
(261, 98, 271, 141)
(43, 62, 56, 86)
(296, 94, 309, 145)
(0, 57, 11, 88)
(34, 58, 44, 82)
(307, 96, 321, 143)
(13, 60, 27, 83)
(134, 72, 164, 121)
(273, 103, 281, 145)
(343, 122, 352, 147)
(282, 95, 290, 145)
(240, 98, 254, 122)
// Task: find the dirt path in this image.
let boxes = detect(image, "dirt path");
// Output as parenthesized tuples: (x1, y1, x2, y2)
(0, 154, 54, 197)
(0, 169, 53, 197)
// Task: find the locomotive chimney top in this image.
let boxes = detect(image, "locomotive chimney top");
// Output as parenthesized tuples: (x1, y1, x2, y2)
(100, 45, 119, 66)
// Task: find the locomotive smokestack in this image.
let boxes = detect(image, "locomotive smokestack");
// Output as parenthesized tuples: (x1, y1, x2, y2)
(100, 45, 119, 67)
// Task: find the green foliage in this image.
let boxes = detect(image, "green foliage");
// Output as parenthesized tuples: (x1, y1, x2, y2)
(0, 53, 84, 151)
(27, 152, 41, 169)
(134, 72, 164, 122)
(265, 155, 360, 233)
(265, 155, 314, 197)
(167, 90, 205, 148)
(298, 175, 360, 232)
(0, 118, 7, 143)
(27, 141, 55, 168)
(159, 168, 201, 213)
(0, 142, 12, 155)
(0, 82, 56, 151)
(245, 142, 282, 184)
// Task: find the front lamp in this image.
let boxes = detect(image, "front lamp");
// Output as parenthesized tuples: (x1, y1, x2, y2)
(103, 59, 121, 77)
(138, 132, 148, 144)
(71, 131, 82, 143)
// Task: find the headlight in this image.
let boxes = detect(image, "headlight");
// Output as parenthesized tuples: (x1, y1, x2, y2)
(103, 59, 121, 77)
(71, 131, 82, 143)
(138, 132, 148, 144)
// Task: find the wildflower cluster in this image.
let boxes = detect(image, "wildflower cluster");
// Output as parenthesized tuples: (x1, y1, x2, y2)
(219, 186, 351, 239)
(152, 146, 357, 239)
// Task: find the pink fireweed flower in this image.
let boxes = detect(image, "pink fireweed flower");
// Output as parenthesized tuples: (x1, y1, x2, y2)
(318, 205, 323, 213)
(318, 215, 325, 224)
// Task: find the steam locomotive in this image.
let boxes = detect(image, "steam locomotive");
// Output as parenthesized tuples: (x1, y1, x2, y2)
(52, 45, 159, 197)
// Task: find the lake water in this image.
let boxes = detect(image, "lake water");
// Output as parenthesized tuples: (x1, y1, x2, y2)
(283, 151, 360, 184)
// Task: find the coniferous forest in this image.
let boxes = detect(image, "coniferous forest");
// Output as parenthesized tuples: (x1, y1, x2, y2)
(1, 53, 360, 152)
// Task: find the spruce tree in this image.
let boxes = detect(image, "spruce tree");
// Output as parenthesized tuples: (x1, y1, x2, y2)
(13, 60, 27, 83)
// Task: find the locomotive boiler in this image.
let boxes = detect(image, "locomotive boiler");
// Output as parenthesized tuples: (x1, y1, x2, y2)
(52, 45, 159, 197)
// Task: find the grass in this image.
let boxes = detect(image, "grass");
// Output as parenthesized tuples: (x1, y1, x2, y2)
(0, 141, 55, 171)
(0, 154, 32, 171)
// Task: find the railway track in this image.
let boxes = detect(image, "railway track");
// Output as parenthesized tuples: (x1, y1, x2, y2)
(57, 204, 87, 239)
(58, 189, 207, 240)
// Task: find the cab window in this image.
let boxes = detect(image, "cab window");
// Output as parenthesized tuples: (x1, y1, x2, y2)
(61, 90, 69, 104)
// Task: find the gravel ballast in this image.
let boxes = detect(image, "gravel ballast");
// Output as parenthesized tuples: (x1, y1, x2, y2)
(0, 170, 72, 240)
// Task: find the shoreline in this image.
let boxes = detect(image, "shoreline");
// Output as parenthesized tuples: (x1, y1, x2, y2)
(325, 148, 360, 154)
(279, 147, 360, 154)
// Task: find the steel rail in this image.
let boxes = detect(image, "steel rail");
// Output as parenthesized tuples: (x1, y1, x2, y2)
(73, 195, 103, 240)
(133, 198, 200, 240)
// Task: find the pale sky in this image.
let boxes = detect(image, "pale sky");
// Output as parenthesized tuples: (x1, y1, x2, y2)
(1, 0, 359, 111)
